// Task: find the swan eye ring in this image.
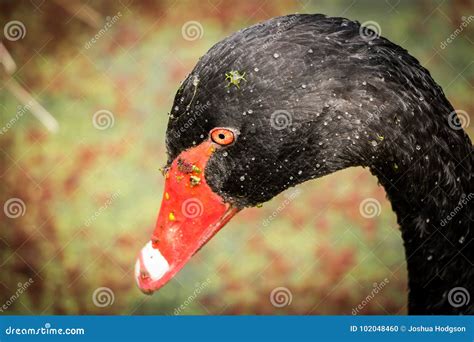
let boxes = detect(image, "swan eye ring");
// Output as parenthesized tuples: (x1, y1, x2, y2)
(210, 128, 235, 146)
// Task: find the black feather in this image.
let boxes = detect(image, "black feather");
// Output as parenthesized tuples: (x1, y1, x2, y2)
(165, 14, 473, 314)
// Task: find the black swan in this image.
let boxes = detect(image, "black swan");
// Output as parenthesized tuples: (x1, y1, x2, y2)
(135, 14, 473, 315)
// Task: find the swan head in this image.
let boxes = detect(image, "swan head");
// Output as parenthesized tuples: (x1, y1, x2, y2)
(135, 14, 454, 294)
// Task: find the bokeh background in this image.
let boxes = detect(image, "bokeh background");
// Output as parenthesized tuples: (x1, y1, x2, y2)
(0, 0, 473, 315)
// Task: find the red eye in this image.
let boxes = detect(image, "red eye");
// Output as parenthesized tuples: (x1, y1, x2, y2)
(210, 128, 235, 146)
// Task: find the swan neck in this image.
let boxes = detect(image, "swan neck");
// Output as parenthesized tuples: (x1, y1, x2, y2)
(370, 140, 473, 314)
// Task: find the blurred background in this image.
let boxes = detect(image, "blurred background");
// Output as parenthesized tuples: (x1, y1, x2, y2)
(0, 0, 473, 315)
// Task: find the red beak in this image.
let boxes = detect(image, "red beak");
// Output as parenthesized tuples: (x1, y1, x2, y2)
(135, 140, 239, 294)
